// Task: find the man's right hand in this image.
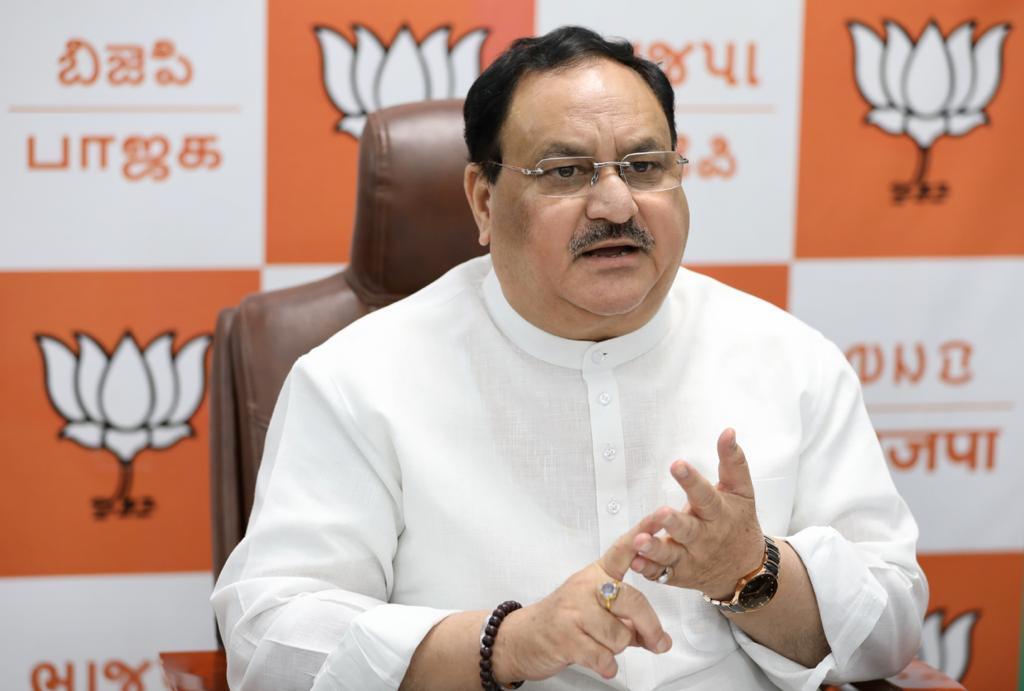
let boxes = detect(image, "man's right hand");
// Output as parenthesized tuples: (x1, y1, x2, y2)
(490, 517, 673, 683)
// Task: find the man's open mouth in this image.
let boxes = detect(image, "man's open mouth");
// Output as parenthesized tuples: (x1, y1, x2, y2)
(581, 245, 640, 258)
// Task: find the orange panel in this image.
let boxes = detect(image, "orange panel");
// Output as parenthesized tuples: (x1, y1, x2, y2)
(0, 271, 259, 576)
(266, 0, 534, 263)
(687, 263, 789, 311)
(796, 2, 1024, 257)
(918, 552, 1023, 689)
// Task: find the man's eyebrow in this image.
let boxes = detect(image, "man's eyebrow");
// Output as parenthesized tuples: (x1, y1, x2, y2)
(622, 137, 668, 154)
(533, 142, 591, 160)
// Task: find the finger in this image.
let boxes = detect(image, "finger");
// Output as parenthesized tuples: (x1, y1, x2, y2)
(717, 428, 754, 497)
(599, 513, 662, 580)
(635, 529, 686, 565)
(583, 609, 638, 655)
(603, 584, 672, 654)
(574, 635, 619, 679)
(671, 461, 722, 520)
(629, 554, 666, 581)
(662, 510, 701, 545)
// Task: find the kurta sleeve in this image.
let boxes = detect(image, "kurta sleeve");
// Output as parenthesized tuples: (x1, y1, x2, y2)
(210, 355, 455, 691)
(731, 336, 928, 691)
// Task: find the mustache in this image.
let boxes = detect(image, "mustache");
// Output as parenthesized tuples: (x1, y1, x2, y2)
(568, 219, 655, 259)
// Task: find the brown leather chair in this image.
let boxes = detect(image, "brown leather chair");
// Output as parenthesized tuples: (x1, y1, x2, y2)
(202, 99, 964, 691)
(209, 99, 486, 581)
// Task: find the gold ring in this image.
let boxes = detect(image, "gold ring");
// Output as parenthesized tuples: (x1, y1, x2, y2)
(598, 580, 622, 611)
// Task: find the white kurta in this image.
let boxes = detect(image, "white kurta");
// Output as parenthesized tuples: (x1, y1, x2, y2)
(212, 255, 927, 691)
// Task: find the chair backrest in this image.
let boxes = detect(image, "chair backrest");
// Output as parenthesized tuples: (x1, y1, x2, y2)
(209, 99, 486, 580)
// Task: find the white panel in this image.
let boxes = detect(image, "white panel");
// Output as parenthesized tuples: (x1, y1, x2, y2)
(0, 1, 266, 269)
(537, 1, 804, 263)
(790, 259, 1024, 553)
(0, 571, 217, 690)
(261, 263, 347, 292)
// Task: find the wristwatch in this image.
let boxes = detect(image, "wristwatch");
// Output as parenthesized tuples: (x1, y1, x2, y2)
(703, 535, 780, 613)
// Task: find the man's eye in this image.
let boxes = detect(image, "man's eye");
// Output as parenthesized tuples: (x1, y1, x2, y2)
(554, 165, 579, 178)
(630, 161, 659, 173)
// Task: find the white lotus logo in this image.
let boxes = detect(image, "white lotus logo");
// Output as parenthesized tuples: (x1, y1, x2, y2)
(314, 24, 488, 138)
(917, 609, 978, 682)
(848, 20, 1010, 201)
(37, 331, 210, 518)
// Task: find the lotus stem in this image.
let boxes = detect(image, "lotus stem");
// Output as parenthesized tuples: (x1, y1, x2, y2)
(111, 461, 134, 501)
(912, 147, 931, 185)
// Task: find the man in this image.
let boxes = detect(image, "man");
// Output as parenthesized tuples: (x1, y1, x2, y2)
(212, 26, 927, 690)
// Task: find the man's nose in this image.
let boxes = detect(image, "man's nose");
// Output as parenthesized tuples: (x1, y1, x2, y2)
(585, 166, 638, 224)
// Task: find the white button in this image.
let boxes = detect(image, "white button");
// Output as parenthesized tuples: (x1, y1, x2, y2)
(606, 499, 621, 515)
(598, 392, 611, 405)
(591, 350, 607, 364)
(603, 445, 617, 460)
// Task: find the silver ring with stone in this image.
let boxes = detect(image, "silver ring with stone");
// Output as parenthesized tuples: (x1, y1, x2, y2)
(657, 566, 673, 584)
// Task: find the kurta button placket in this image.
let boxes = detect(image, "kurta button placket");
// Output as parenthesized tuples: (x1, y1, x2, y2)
(583, 345, 630, 554)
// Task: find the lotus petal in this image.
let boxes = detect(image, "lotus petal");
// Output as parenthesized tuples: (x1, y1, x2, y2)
(849, 23, 888, 107)
(151, 423, 193, 449)
(948, 111, 986, 136)
(315, 26, 363, 116)
(37, 336, 85, 421)
(339, 115, 367, 137)
(144, 333, 177, 425)
(104, 427, 149, 463)
(867, 107, 905, 134)
(906, 114, 946, 149)
(451, 28, 488, 97)
(940, 611, 977, 681)
(61, 421, 103, 448)
(100, 334, 153, 429)
(882, 21, 913, 109)
(170, 335, 210, 423)
(903, 22, 952, 116)
(945, 22, 975, 111)
(76, 333, 108, 421)
(918, 611, 943, 669)
(420, 26, 452, 98)
(353, 25, 386, 112)
(376, 27, 428, 109)
(964, 23, 1010, 112)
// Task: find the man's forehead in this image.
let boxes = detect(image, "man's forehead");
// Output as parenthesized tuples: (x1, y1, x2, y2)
(500, 61, 672, 162)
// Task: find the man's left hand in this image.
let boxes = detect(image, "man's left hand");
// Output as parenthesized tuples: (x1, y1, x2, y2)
(629, 428, 766, 600)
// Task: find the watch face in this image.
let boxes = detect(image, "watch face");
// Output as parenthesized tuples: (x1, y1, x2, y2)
(738, 573, 778, 610)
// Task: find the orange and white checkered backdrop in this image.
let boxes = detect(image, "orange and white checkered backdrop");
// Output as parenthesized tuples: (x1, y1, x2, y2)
(1, 1, 1021, 689)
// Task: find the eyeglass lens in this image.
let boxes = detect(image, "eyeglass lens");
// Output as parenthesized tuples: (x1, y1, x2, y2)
(535, 152, 684, 196)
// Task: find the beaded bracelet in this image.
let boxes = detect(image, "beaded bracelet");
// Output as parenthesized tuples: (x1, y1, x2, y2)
(479, 600, 524, 690)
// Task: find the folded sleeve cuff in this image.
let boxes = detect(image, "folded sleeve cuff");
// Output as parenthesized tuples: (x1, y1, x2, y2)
(312, 604, 456, 691)
(731, 527, 888, 691)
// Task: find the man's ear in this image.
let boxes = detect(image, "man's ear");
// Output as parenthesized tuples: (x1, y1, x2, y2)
(464, 163, 493, 247)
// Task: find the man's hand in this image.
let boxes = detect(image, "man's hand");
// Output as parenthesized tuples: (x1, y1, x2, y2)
(490, 516, 673, 684)
(629, 428, 765, 599)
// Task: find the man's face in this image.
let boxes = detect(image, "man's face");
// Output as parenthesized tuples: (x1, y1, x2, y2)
(466, 58, 690, 340)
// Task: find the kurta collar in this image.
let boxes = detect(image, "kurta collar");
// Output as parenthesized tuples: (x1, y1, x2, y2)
(482, 269, 672, 371)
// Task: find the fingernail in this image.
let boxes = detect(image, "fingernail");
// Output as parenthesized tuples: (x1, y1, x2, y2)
(638, 541, 651, 554)
(656, 634, 672, 653)
(673, 463, 689, 478)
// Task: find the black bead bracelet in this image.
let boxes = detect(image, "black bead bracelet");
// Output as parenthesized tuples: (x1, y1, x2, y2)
(479, 600, 524, 690)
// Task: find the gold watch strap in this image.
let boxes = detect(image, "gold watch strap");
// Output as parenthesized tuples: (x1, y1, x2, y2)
(702, 536, 779, 609)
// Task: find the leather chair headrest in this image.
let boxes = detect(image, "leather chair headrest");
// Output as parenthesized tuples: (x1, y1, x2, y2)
(347, 99, 488, 307)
